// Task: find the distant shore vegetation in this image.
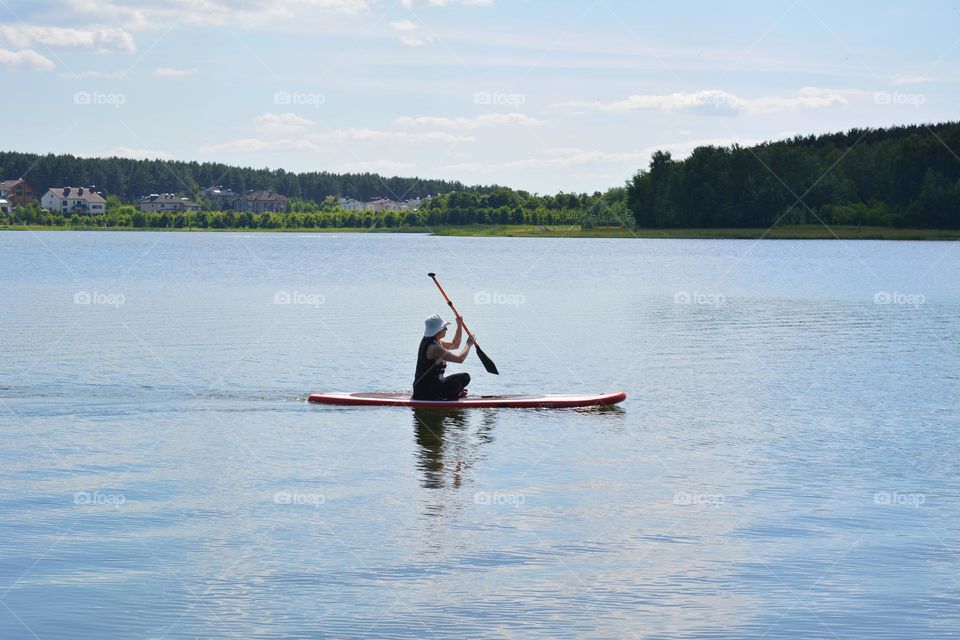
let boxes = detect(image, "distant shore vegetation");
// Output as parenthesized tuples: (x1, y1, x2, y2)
(1, 121, 957, 232)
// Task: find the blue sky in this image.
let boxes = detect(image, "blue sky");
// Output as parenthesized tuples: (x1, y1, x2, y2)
(0, 0, 957, 194)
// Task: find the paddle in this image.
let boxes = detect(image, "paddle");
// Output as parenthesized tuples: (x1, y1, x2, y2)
(427, 273, 499, 375)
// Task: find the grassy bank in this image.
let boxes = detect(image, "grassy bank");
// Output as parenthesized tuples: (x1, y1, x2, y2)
(433, 225, 960, 239)
(2, 224, 959, 239)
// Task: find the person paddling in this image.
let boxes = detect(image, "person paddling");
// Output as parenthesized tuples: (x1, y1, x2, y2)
(413, 314, 475, 400)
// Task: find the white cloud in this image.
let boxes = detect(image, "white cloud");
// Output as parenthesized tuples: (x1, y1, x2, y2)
(199, 138, 276, 154)
(442, 150, 647, 173)
(558, 88, 849, 116)
(310, 128, 474, 143)
(99, 147, 174, 160)
(341, 160, 417, 174)
(199, 126, 473, 154)
(153, 67, 199, 77)
(0, 47, 55, 71)
(59, 69, 126, 79)
(0, 25, 136, 53)
(254, 112, 315, 133)
(401, 0, 494, 6)
(393, 113, 543, 129)
(891, 74, 936, 86)
(66, 0, 368, 30)
(399, 34, 431, 46)
(439, 137, 764, 174)
(390, 17, 431, 46)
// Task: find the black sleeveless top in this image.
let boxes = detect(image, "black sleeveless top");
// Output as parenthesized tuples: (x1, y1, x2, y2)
(413, 336, 446, 399)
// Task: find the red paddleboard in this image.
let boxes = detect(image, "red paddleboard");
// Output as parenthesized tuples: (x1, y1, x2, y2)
(307, 391, 626, 409)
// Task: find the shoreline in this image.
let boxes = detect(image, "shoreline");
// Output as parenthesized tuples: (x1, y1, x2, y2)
(1, 224, 958, 240)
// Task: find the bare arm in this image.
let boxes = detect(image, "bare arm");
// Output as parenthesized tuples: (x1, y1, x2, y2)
(427, 335, 474, 364)
(440, 317, 463, 349)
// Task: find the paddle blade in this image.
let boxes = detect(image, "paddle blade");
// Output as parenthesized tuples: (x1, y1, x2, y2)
(475, 344, 499, 375)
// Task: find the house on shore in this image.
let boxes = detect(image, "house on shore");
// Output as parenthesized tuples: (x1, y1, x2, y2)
(364, 197, 399, 212)
(240, 190, 287, 213)
(139, 193, 201, 213)
(0, 179, 34, 206)
(41, 187, 106, 214)
(360, 197, 428, 212)
(399, 197, 423, 211)
(337, 197, 364, 211)
(200, 186, 239, 210)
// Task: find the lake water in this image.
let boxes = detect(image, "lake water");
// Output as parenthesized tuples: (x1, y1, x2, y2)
(1, 230, 958, 639)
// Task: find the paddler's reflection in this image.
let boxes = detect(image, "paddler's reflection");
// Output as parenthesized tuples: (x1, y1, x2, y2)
(412, 408, 494, 490)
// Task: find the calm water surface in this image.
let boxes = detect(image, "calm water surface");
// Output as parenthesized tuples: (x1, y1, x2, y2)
(1, 231, 959, 639)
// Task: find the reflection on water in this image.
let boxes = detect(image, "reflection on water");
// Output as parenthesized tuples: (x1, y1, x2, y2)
(413, 408, 496, 490)
(3, 232, 960, 638)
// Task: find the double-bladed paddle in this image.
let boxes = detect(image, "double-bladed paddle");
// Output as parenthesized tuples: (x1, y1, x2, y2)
(427, 272, 499, 375)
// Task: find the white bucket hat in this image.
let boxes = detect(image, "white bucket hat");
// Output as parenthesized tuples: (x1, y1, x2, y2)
(423, 314, 450, 337)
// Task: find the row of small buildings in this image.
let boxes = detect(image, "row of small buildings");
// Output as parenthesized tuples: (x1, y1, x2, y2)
(336, 196, 428, 212)
(139, 189, 289, 214)
(0, 179, 426, 215)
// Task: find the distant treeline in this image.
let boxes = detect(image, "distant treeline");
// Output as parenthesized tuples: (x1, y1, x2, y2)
(4, 193, 592, 229)
(3, 120, 959, 230)
(0, 151, 490, 202)
(626, 121, 960, 229)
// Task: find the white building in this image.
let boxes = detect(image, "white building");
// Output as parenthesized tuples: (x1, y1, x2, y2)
(364, 198, 399, 211)
(337, 197, 364, 211)
(41, 187, 106, 214)
(0, 198, 11, 214)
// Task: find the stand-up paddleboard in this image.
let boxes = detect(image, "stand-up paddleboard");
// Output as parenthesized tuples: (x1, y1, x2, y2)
(308, 391, 626, 409)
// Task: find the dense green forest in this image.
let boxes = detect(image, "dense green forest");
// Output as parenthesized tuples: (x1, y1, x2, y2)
(627, 121, 960, 229)
(0, 151, 488, 202)
(2, 121, 958, 230)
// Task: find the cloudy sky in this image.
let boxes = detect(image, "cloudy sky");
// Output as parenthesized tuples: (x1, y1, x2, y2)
(0, 0, 957, 193)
